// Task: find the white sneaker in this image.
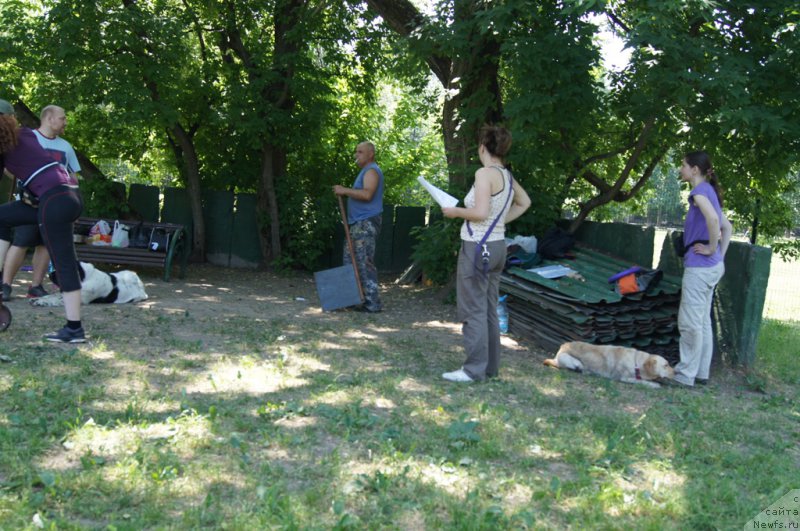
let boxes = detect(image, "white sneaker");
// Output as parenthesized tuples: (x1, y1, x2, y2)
(442, 368, 474, 383)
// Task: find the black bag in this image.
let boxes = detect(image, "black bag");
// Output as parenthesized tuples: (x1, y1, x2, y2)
(148, 227, 170, 253)
(673, 231, 709, 257)
(128, 222, 150, 249)
(672, 231, 686, 257)
(538, 227, 576, 259)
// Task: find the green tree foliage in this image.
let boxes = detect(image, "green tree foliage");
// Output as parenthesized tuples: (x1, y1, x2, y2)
(0, 0, 444, 269)
(368, 0, 800, 245)
(1, 0, 217, 256)
(2, 0, 798, 273)
(604, 0, 800, 243)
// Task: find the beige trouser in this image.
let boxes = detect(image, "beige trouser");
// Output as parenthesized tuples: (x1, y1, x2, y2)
(674, 262, 725, 385)
(457, 240, 507, 381)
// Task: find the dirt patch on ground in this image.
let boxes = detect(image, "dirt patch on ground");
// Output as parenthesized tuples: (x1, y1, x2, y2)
(2, 263, 534, 372)
(3, 261, 764, 399)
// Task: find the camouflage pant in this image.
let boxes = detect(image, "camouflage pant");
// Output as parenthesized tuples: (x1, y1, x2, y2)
(344, 215, 382, 311)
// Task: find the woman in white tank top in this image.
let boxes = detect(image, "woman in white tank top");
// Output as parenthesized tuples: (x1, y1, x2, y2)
(440, 125, 531, 383)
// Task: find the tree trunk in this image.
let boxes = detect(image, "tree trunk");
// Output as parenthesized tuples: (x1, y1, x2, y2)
(257, 143, 281, 262)
(443, 32, 503, 189)
(121, 0, 207, 259)
(366, 0, 503, 190)
(169, 124, 206, 261)
(254, 0, 302, 264)
(218, 0, 302, 266)
(750, 197, 760, 245)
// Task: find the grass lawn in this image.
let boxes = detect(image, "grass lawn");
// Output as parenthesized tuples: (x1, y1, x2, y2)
(0, 264, 798, 529)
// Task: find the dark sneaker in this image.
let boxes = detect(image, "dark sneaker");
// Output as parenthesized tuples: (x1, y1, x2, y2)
(44, 326, 86, 343)
(1, 283, 11, 300)
(354, 305, 382, 313)
(27, 285, 48, 298)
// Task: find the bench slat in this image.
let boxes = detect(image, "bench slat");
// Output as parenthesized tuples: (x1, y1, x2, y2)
(76, 247, 167, 264)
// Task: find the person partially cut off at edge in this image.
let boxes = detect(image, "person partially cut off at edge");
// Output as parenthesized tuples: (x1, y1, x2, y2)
(0, 98, 85, 343)
(1, 104, 82, 301)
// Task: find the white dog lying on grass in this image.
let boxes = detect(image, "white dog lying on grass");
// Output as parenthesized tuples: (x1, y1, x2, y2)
(543, 341, 675, 388)
(32, 262, 148, 306)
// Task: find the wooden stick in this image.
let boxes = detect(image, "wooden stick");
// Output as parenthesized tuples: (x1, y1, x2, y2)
(339, 195, 364, 302)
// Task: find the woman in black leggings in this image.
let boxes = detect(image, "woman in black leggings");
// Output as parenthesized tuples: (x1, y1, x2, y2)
(0, 98, 85, 343)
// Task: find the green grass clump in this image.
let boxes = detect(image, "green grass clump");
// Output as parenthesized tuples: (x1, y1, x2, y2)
(755, 318, 800, 386)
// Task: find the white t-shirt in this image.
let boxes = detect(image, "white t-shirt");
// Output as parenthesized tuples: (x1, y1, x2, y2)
(33, 129, 81, 175)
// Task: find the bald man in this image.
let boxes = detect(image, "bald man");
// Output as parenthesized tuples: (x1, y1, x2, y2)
(333, 142, 384, 312)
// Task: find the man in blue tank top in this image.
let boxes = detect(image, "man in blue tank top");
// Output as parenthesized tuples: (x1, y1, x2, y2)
(333, 142, 384, 312)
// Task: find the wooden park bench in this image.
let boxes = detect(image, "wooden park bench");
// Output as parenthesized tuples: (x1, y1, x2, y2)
(72, 217, 189, 281)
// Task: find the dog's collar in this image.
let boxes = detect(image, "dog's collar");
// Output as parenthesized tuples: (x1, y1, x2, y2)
(635, 364, 641, 380)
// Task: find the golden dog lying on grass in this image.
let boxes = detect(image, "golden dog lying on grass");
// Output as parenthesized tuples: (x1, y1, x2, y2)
(543, 341, 675, 388)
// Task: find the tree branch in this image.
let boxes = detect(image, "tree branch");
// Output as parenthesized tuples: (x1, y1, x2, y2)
(605, 9, 630, 34)
(615, 144, 669, 202)
(221, 1, 257, 73)
(580, 169, 611, 192)
(569, 117, 659, 231)
(612, 116, 656, 192)
(579, 135, 638, 169)
(365, 0, 452, 87)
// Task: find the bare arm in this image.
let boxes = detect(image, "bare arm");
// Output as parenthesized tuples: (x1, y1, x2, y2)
(333, 169, 379, 202)
(505, 177, 531, 223)
(719, 212, 732, 258)
(3, 169, 14, 203)
(441, 169, 492, 222)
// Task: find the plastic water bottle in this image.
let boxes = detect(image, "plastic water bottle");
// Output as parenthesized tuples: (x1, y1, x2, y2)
(497, 294, 509, 334)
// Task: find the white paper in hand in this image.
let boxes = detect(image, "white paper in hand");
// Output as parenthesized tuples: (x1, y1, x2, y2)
(417, 176, 459, 208)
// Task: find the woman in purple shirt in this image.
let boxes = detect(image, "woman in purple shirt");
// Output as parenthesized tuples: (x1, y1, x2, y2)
(672, 151, 732, 386)
(0, 99, 85, 343)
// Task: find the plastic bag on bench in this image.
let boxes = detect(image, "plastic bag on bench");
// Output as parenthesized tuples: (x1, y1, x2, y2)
(111, 220, 130, 248)
(149, 228, 170, 253)
(88, 219, 112, 246)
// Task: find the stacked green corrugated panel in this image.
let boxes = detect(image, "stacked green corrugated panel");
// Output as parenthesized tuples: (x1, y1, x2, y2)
(500, 245, 682, 362)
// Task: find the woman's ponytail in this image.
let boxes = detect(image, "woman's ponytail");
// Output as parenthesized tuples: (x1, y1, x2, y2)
(706, 167, 724, 208)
